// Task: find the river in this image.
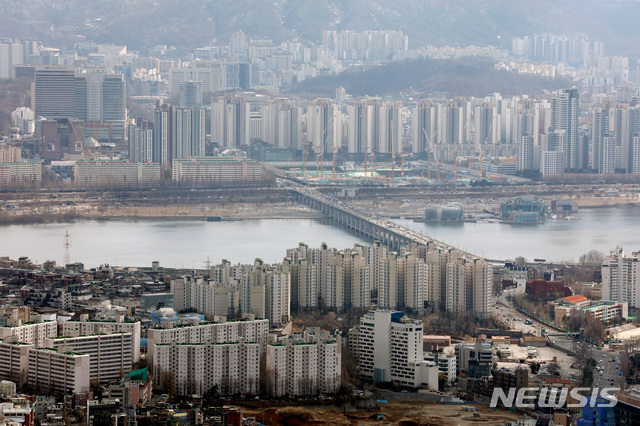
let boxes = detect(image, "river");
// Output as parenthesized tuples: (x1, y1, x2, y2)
(1, 205, 639, 268)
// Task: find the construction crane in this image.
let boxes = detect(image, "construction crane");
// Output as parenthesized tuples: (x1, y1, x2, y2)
(369, 150, 375, 179)
(69, 119, 90, 161)
(398, 151, 410, 179)
(422, 128, 441, 181)
(453, 145, 458, 181)
(477, 121, 493, 179)
(302, 142, 312, 176)
(375, 150, 396, 179)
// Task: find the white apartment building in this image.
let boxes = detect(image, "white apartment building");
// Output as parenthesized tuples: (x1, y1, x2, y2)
(602, 247, 640, 307)
(43, 333, 133, 383)
(0, 340, 33, 386)
(350, 310, 438, 389)
(266, 332, 341, 397)
(146, 317, 269, 364)
(154, 339, 259, 396)
(60, 319, 141, 363)
(73, 162, 160, 188)
(0, 161, 42, 188)
(28, 348, 90, 394)
(0, 320, 57, 347)
(171, 276, 236, 319)
(249, 267, 290, 328)
(424, 352, 457, 384)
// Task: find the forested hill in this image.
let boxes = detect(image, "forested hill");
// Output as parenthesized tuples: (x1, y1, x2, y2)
(287, 57, 573, 98)
(1, 0, 640, 55)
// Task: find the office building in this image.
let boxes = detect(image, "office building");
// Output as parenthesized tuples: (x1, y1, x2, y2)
(44, 333, 133, 383)
(28, 348, 90, 394)
(34, 67, 126, 141)
(266, 331, 341, 397)
(169, 61, 225, 94)
(33, 66, 76, 118)
(153, 339, 259, 396)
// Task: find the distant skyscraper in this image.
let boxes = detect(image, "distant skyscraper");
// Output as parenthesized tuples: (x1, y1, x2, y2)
(179, 81, 202, 108)
(308, 98, 341, 154)
(261, 98, 301, 149)
(34, 66, 126, 140)
(128, 118, 153, 163)
(34, 66, 76, 118)
(413, 99, 438, 159)
(551, 88, 581, 170)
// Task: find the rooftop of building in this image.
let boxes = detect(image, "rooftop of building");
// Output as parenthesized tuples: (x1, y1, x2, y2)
(560, 294, 589, 304)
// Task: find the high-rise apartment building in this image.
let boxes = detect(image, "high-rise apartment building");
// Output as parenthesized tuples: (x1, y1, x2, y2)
(307, 98, 341, 155)
(154, 339, 259, 396)
(551, 88, 580, 170)
(171, 275, 236, 318)
(350, 310, 438, 389)
(59, 318, 142, 363)
(28, 348, 90, 394)
(146, 316, 269, 364)
(266, 331, 341, 397)
(44, 332, 133, 383)
(0, 320, 57, 347)
(602, 247, 640, 308)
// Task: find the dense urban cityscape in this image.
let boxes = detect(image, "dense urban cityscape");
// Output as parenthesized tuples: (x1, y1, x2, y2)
(3, 2, 640, 425)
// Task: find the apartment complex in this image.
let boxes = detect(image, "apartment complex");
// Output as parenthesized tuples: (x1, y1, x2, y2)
(59, 318, 142, 363)
(28, 348, 90, 394)
(266, 331, 341, 397)
(43, 333, 133, 383)
(0, 146, 21, 163)
(73, 161, 161, 188)
(171, 276, 235, 319)
(350, 310, 438, 389)
(146, 317, 269, 364)
(0, 320, 57, 347)
(0, 160, 42, 188)
(0, 340, 33, 386)
(153, 339, 259, 396)
(602, 247, 640, 308)
(171, 157, 264, 186)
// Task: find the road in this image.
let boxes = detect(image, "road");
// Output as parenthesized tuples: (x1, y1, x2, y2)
(498, 293, 625, 388)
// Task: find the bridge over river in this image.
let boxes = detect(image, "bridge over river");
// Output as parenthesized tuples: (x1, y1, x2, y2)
(283, 179, 481, 259)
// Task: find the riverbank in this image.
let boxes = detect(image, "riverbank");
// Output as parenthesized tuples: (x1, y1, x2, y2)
(0, 202, 329, 225)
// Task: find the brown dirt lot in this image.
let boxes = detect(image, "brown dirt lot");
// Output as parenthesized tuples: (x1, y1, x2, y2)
(237, 401, 521, 426)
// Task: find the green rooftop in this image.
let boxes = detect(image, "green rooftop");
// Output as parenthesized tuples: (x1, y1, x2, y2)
(125, 367, 148, 382)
